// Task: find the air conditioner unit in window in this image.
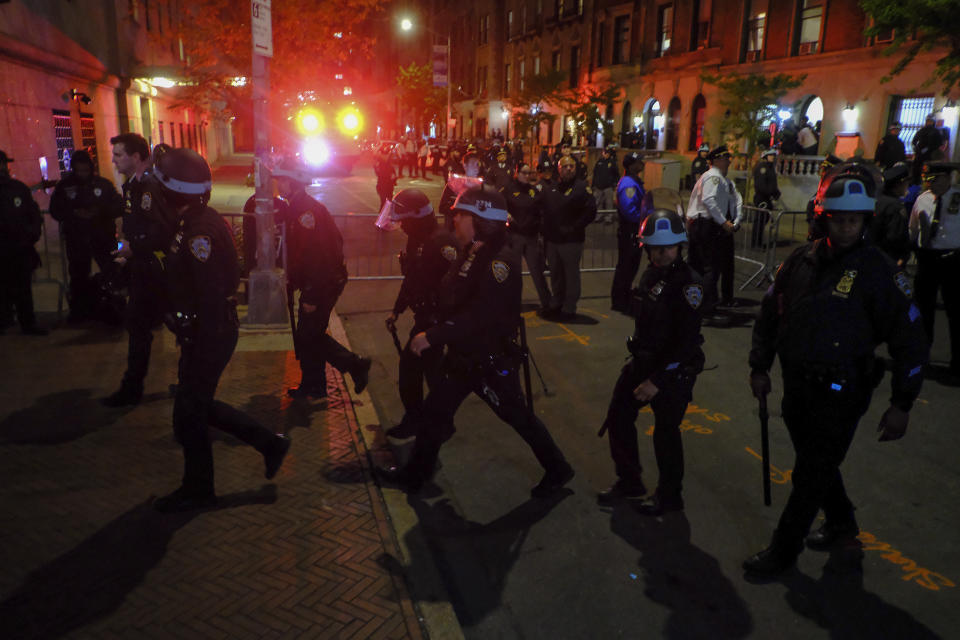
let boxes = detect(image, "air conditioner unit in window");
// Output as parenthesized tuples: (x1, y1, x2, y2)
(798, 41, 817, 55)
(745, 50, 760, 62)
(875, 30, 894, 44)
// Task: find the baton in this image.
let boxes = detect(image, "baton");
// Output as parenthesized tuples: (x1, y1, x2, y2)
(287, 287, 299, 360)
(759, 394, 771, 506)
(388, 323, 404, 356)
(519, 318, 535, 415)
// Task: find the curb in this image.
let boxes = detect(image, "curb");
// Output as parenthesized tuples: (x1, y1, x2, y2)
(328, 311, 465, 640)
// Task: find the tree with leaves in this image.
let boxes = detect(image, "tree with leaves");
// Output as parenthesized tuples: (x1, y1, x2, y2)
(556, 83, 624, 147)
(153, 0, 385, 117)
(395, 63, 447, 136)
(860, 0, 960, 93)
(505, 70, 566, 158)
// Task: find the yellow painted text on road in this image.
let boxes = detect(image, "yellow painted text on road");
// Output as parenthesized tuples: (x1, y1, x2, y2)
(858, 531, 956, 591)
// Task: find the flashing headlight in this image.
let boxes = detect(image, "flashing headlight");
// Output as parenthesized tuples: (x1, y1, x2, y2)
(296, 108, 324, 135)
(337, 107, 363, 135)
(302, 138, 331, 166)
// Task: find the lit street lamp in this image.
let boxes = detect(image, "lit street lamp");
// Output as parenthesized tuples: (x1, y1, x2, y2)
(399, 16, 452, 142)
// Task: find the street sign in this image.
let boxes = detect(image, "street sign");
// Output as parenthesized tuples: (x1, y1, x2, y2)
(251, 0, 273, 58)
(432, 44, 448, 87)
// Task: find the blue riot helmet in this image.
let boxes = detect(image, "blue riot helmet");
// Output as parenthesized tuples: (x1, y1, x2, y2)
(813, 161, 881, 221)
(453, 183, 508, 243)
(638, 208, 688, 246)
(376, 188, 434, 231)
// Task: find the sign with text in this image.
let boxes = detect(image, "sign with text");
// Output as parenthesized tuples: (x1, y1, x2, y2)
(432, 44, 448, 87)
(251, 0, 273, 57)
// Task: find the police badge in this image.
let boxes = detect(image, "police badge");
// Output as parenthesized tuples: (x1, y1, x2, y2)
(834, 270, 858, 296)
(441, 245, 457, 262)
(683, 284, 703, 309)
(491, 260, 510, 283)
(13, 197, 21, 208)
(625, 187, 636, 199)
(298, 212, 315, 229)
(894, 272, 913, 298)
(189, 235, 212, 262)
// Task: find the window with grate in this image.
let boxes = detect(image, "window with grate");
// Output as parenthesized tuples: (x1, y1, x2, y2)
(895, 96, 935, 150)
(613, 15, 629, 64)
(79, 113, 98, 167)
(745, 0, 767, 61)
(657, 4, 673, 57)
(479, 15, 489, 45)
(52, 110, 74, 172)
(552, 49, 561, 71)
(690, 0, 711, 51)
(504, 63, 512, 95)
(797, 0, 823, 55)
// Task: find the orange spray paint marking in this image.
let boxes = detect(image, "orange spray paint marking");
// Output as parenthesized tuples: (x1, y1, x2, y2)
(857, 532, 956, 591)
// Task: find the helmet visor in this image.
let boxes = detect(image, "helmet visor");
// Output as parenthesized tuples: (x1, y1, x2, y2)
(375, 200, 400, 231)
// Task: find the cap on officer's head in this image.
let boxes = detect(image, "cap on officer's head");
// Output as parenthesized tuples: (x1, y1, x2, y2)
(889, 122, 902, 130)
(814, 161, 880, 219)
(0, 150, 16, 163)
(155, 148, 212, 197)
(882, 162, 910, 186)
(639, 209, 688, 246)
(623, 152, 644, 171)
(70, 149, 94, 169)
(707, 146, 732, 162)
(453, 184, 508, 222)
(376, 188, 434, 231)
(761, 149, 777, 159)
(271, 157, 317, 185)
(697, 143, 710, 153)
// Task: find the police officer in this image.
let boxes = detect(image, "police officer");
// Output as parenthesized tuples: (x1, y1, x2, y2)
(151, 148, 290, 512)
(273, 159, 372, 400)
(374, 147, 397, 209)
(486, 149, 513, 191)
(540, 156, 598, 319)
(751, 149, 780, 249)
(874, 122, 906, 170)
(912, 115, 944, 184)
(597, 209, 705, 514)
(686, 147, 742, 318)
(909, 162, 960, 377)
(591, 144, 620, 214)
(688, 143, 710, 189)
(502, 163, 551, 313)
(103, 134, 170, 406)
(871, 162, 911, 266)
(439, 151, 483, 231)
(378, 189, 459, 439)
(610, 152, 647, 313)
(49, 149, 123, 322)
(377, 185, 575, 497)
(0, 149, 46, 335)
(805, 154, 842, 241)
(744, 161, 928, 577)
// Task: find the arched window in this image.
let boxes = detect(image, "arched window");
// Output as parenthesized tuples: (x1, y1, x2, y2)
(643, 98, 661, 150)
(689, 94, 706, 151)
(622, 100, 633, 134)
(666, 97, 682, 150)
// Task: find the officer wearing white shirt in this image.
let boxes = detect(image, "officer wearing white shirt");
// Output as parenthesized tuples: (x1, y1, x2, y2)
(909, 161, 960, 376)
(686, 147, 742, 316)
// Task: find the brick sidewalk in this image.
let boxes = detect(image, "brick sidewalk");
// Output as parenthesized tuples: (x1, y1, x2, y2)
(0, 323, 424, 639)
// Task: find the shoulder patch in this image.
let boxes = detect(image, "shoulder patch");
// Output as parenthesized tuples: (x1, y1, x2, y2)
(894, 271, 913, 298)
(759, 167, 767, 175)
(625, 187, 636, 199)
(189, 235, 212, 262)
(586, 186, 593, 194)
(141, 192, 151, 211)
(529, 189, 536, 198)
(683, 284, 703, 309)
(709, 176, 721, 186)
(13, 196, 22, 208)
(491, 259, 510, 283)
(298, 212, 315, 229)
(441, 245, 457, 262)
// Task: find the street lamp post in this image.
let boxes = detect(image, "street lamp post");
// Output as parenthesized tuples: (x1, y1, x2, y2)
(401, 17, 452, 142)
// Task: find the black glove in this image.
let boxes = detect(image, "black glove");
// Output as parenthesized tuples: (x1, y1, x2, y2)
(750, 370, 771, 399)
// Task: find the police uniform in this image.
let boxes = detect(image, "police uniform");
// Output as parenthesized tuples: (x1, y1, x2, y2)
(874, 129, 906, 169)
(686, 156, 742, 313)
(689, 154, 709, 189)
(745, 163, 928, 575)
(591, 151, 619, 212)
(610, 169, 646, 312)
(909, 163, 960, 374)
(387, 186, 574, 497)
(486, 159, 512, 191)
(599, 211, 704, 512)
(284, 186, 370, 398)
(374, 155, 397, 209)
(502, 177, 551, 310)
(540, 174, 597, 316)
(751, 152, 780, 249)
(154, 149, 289, 511)
(0, 157, 44, 334)
(49, 158, 123, 319)
(870, 163, 911, 265)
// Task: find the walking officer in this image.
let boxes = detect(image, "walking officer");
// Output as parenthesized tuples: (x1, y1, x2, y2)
(102, 134, 170, 406)
(870, 162, 911, 266)
(597, 209, 704, 514)
(502, 163, 551, 314)
(377, 188, 459, 439)
(686, 146, 742, 318)
(0, 149, 47, 335)
(273, 158, 371, 400)
(610, 152, 647, 313)
(751, 149, 780, 249)
(909, 161, 960, 377)
(151, 148, 290, 512)
(49, 150, 123, 322)
(744, 161, 928, 577)
(377, 185, 575, 497)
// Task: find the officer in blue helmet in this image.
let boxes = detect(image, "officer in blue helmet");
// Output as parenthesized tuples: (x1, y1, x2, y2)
(597, 208, 705, 515)
(744, 161, 929, 577)
(377, 184, 574, 498)
(610, 152, 648, 313)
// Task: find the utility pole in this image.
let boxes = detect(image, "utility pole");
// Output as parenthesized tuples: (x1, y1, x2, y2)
(247, 0, 287, 325)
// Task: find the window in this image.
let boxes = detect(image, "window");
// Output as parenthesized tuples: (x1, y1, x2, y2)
(537, 0, 542, 18)
(169, 122, 176, 146)
(612, 15, 629, 64)
(534, 55, 541, 74)
(665, 97, 681, 150)
(894, 96, 936, 150)
(179, 123, 185, 149)
(577, 0, 584, 16)
(52, 110, 74, 172)
(797, 0, 823, 55)
(569, 46, 580, 87)
(478, 66, 487, 94)
(657, 4, 673, 57)
(159, 120, 165, 144)
(552, 49, 561, 71)
(596, 22, 605, 67)
(145, 0, 151, 30)
(504, 63, 512, 95)
(479, 15, 489, 45)
(157, 2, 163, 33)
(521, 5, 527, 32)
(745, 0, 767, 61)
(554, 0, 563, 19)
(508, 11, 514, 37)
(79, 113, 98, 165)
(689, 94, 706, 150)
(690, 0, 711, 50)
(519, 58, 526, 90)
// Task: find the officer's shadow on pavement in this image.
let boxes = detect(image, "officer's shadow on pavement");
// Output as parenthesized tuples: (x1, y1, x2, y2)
(378, 492, 572, 626)
(53, 325, 126, 347)
(0, 389, 136, 445)
(0, 486, 278, 638)
(610, 507, 754, 639)
(780, 547, 941, 639)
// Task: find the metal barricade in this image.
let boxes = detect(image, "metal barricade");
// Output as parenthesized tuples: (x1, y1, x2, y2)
(581, 208, 618, 272)
(33, 213, 68, 316)
(735, 205, 778, 290)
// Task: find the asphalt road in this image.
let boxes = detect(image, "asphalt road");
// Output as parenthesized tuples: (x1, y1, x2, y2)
(216, 162, 960, 639)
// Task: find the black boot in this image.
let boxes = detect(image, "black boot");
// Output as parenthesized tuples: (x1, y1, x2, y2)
(743, 533, 800, 578)
(374, 464, 424, 494)
(385, 419, 419, 440)
(351, 356, 372, 394)
(597, 478, 647, 505)
(805, 520, 859, 551)
(531, 462, 575, 498)
(263, 434, 292, 480)
(635, 492, 684, 516)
